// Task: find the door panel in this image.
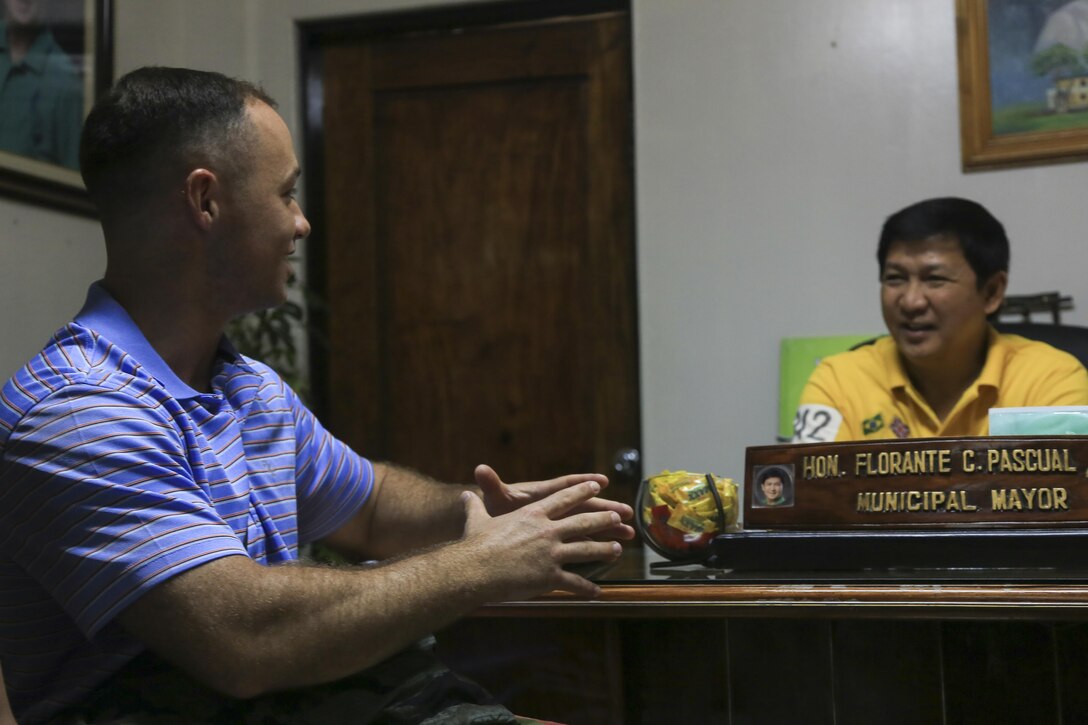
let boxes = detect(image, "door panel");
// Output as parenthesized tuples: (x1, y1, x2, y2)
(320, 14, 639, 500)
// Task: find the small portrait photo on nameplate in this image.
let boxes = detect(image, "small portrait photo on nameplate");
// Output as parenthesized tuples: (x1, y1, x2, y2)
(751, 464, 795, 509)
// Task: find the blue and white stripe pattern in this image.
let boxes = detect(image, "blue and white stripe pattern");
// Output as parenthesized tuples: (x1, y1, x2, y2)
(0, 283, 374, 723)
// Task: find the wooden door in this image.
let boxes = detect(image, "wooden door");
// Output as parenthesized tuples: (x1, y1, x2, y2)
(317, 12, 639, 503)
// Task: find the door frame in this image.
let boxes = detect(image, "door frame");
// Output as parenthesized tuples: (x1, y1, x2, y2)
(298, 0, 634, 424)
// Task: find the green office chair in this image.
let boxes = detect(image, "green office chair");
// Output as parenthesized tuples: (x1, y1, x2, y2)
(777, 334, 875, 441)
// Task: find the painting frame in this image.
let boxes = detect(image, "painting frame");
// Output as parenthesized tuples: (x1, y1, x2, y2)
(956, 0, 1088, 170)
(0, 0, 112, 215)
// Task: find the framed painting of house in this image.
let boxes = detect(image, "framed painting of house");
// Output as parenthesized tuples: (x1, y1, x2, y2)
(957, 0, 1088, 169)
(0, 0, 112, 215)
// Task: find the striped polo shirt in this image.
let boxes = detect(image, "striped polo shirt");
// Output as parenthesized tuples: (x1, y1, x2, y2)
(0, 283, 374, 723)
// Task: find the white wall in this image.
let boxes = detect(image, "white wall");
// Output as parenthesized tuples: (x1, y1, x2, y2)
(0, 199, 103, 380)
(8, 0, 1086, 483)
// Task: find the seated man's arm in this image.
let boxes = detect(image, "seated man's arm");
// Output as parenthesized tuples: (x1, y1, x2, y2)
(321, 461, 634, 562)
(3, 379, 629, 701)
(318, 461, 472, 561)
(116, 479, 622, 698)
(791, 362, 851, 443)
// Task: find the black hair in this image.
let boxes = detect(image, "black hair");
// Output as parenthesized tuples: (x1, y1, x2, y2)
(79, 66, 276, 218)
(758, 467, 788, 487)
(877, 197, 1009, 288)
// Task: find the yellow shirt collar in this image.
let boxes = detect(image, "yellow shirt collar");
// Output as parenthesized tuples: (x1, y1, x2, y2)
(883, 326, 1000, 394)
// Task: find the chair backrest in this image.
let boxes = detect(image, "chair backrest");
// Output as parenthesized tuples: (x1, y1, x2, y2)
(778, 334, 876, 441)
(995, 322, 1088, 369)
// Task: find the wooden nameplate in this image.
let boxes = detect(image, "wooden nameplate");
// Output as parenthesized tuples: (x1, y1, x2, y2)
(743, 436, 1088, 530)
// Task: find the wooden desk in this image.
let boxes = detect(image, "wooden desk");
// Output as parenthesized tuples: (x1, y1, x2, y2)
(438, 550, 1088, 725)
(489, 582, 1088, 621)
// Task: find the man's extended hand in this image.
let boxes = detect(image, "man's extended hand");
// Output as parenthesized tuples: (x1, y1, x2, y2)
(461, 480, 624, 599)
(473, 464, 635, 542)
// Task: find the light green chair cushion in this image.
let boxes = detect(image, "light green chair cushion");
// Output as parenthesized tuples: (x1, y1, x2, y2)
(778, 335, 876, 440)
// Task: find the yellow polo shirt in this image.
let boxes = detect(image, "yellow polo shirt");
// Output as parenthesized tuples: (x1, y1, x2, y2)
(791, 329, 1088, 443)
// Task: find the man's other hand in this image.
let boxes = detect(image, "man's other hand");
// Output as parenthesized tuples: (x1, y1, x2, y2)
(473, 464, 635, 543)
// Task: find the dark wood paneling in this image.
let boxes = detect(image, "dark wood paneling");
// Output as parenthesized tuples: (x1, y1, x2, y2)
(620, 619, 729, 724)
(373, 78, 591, 482)
(943, 621, 1059, 725)
(1055, 622, 1088, 721)
(436, 617, 624, 725)
(320, 14, 639, 493)
(727, 618, 835, 725)
(832, 620, 943, 725)
(440, 610, 1088, 724)
(455, 569, 1088, 725)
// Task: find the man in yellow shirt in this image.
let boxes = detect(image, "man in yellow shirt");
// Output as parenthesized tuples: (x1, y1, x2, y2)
(792, 197, 1088, 443)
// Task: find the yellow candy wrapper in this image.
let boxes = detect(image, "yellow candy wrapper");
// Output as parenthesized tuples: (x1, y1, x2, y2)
(637, 470, 739, 559)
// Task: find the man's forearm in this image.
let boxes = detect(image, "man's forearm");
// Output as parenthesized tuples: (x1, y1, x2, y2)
(119, 479, 622, 699)
(120, 543, 497, 698)
(325, 462, 476, 561)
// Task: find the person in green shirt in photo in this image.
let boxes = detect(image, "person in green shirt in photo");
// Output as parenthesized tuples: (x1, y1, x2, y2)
(756, 467, 792, 507)
(0, 0, 82, 169)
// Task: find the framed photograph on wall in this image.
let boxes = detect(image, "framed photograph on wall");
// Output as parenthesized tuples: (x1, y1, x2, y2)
(0, 0, 112, 215)
(957, 0, 1088, 170)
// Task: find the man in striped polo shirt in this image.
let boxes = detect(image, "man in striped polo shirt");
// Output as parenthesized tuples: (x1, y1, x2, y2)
(0, 67, 633, 724)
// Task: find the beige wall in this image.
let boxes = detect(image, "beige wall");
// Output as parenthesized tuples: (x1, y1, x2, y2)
(0, 199, 103, 380)
(4, 0, 1088, 482)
